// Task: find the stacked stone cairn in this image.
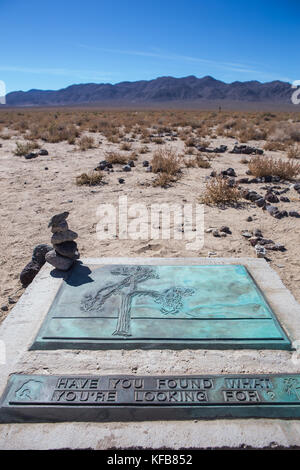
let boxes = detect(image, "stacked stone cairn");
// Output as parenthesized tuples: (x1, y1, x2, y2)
(45, 212, 80, 271)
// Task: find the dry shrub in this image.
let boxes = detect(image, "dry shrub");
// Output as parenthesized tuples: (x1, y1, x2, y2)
(79, 136, 95, 151)
(139, 145, 149, 154)
(263, 141, 286, 151)
(239, 126, 266, 142)
(185, 158, 197, 168)
(152, 137, 164, 144)
(248, 156, 300, 179)
(152, 172, 179, 188)
(120, 142, 132, 151)
(105, 151, 128, 164)
(41, 123, 79, 143)
(268, 122, 300, 143)
(151, 148, 181, 187)
(195, 155, 211, 168)
(185, 137, 197, 148)
(14, 141, 40, 156)
(76, 171, 104, 186)
(200, 177, 241, 205)
(151, 148, 181, 174)
(287, 144, 300, 159)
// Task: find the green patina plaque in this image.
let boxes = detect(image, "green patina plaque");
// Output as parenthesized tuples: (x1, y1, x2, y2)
(1, 373, 300, 422)
(31, 263, 291, 350)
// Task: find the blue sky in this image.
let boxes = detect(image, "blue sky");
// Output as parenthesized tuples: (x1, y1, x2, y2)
(0, 0, 299, 92)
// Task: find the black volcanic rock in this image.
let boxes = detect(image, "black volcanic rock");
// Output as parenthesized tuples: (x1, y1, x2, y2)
(5, 75, 294, 106)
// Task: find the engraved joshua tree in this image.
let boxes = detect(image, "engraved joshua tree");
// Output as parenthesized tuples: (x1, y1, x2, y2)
(81, 266, 195, 337)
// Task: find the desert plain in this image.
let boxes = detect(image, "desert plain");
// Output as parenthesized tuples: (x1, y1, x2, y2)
(0, 108, 299, 319)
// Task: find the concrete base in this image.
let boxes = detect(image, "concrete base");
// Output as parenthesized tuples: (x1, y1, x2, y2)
(1, 257, 300, 449)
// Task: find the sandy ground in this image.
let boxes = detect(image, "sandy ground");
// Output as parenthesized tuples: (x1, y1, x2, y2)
(0, 130, 299, 320)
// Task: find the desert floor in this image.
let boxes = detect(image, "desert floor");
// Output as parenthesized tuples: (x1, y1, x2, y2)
(0, 128, 299, 320)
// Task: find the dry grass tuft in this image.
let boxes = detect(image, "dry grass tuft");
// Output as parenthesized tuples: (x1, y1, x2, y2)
(14, 141, 40, 156)
(185, 155, 211, 168)
(120, 142, 132, 151)
(79, 136, 95, 151)
(151, 148, 181, 175)
(105, 151, 128, 164)
(263, 141, 286, 151)
(151, 148, 182, 187)
(76, 171, 104, 186)
(200, 177, 241, 205)
(287, 144, 300, 159)
(248, 155, 300, 179)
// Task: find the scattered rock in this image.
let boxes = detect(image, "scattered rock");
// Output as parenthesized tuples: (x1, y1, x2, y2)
(249, 237, 261, 246)
(266, 205, 279, 217)
(118, 178, 125, 184)
(289, 211, 300, 217)
(230, 145, 263, 155)
(242, 231, 252, 238)
(264, 243, 286, 251)
(265, 192, 279, 203)
(123, 165, 131, 172)
(24, 152, 38, 160)
(39, 149, 48, 156)
(143, 160, 149, 167)
(255, 245, 266, 258)
(220, 226, 231, 234)
(221, 168, 236, 177)
(128, 160, 135, 167)
(1, 305, 8, 312)
(254, 229, 263, 237)
(255, 198, 266, 208)
(212, 229, 221, 237)
(246, 216, 253, 222)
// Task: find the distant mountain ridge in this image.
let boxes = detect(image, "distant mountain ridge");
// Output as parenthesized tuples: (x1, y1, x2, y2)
(5, 75, 293, 106)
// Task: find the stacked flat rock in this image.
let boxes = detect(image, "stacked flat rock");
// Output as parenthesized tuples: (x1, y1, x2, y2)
(45, 212, 80, 271)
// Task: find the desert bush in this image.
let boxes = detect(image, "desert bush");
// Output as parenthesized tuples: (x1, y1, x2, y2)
(200, 177, 241, 205)
(120, 142, 132, 151)
(287, 144, 300, 159)
(185, 158, 197, 168)
(151, 148, 181, 175)
(14, 141, 40, 156)
(41, 123, 79, 143)
(248, 156, 300, 179)
(185, 137, 197, 148)
(151, 148, 182, 187)
(193, 155, 211, 168)
(76, 170, 104, 186)
(152, 137, 164, 144)
(105, 151, 128, 164)
(263, 141, 286, 151)
(79, 135, 95, 151)
(239, 126, 267, 142)
(152, 172, 179, 188)
(268, 122, 300, 143)
(139, 145, 149, 154)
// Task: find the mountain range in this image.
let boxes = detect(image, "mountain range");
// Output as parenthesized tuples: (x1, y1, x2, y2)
(5, 75, 294, 107)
